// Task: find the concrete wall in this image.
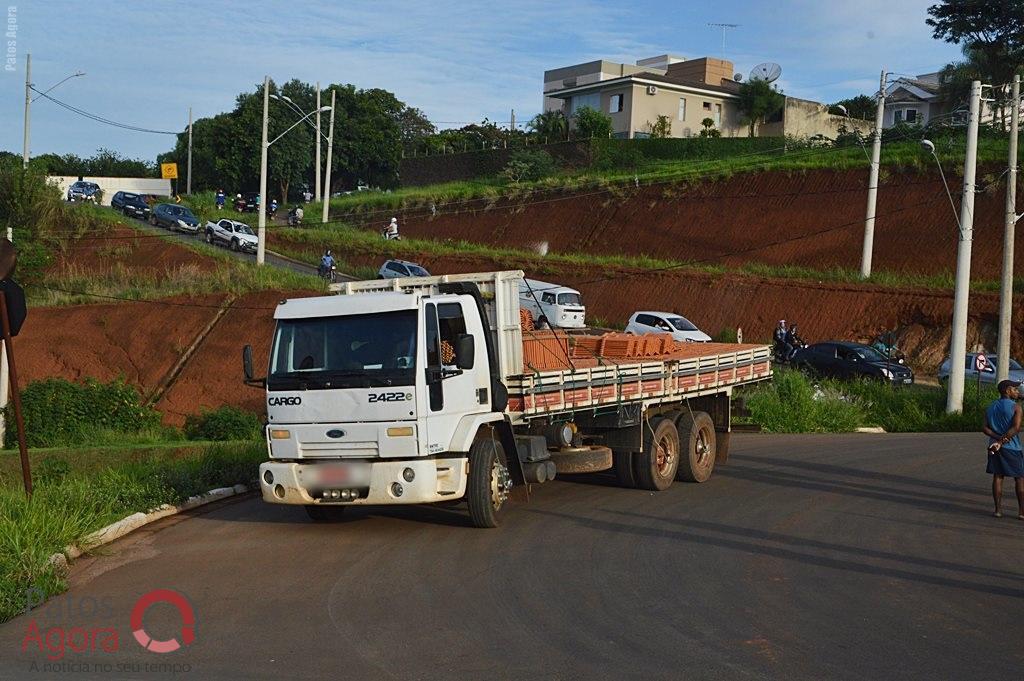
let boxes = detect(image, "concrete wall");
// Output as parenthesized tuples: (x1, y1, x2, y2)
(49, 176, 172, 206)
(781, 97, 873, 138)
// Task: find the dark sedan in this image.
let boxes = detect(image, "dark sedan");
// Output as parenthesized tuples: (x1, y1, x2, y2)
(793, 341, 914, 384)
(118, 193, 152, 220)
(150, 203, 200, 233)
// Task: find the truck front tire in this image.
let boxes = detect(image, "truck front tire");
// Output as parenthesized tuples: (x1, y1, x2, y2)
(467, 437, 512, 529)
(676, 411, 717, 483)
(635, 417, 680, 491)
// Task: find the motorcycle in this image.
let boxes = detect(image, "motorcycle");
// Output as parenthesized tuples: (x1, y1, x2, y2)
(773, 338, 808, 364)
(318, 263, 337, 283)
(382, 229, 401, 240)
(287, 208, 303, 227)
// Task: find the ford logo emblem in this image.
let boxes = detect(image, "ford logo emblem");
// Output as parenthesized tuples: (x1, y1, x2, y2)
(326, 429, 345, 439)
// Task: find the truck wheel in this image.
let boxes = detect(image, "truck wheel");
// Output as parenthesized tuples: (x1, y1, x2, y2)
(304, 505, 346, 522)
(550, 446, 613, 474)
(634, 417, 679, 491)
(467, 437, 512, 528)
(613, 451, 638, 488)
(676, 411, 717, 483)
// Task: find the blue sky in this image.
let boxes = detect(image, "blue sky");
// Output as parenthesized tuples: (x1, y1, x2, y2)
(1, 0, 961, 161)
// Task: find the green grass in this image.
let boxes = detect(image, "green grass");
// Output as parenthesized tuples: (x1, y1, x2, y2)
(272, 224, 1022, 294)
(0, 441, 264, 623)
(743, 369, 996, 433)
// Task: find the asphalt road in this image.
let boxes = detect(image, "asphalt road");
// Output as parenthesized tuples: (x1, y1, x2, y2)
(1, 432, 1020, 680)
(127, 211, 354, 280)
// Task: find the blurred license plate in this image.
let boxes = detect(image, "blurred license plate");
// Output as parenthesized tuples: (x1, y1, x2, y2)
(306, 463, 370, 486)
(903, 378, 912, 384)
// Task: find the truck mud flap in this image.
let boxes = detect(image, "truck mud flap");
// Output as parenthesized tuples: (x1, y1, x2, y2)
(495, 418, 529, 501)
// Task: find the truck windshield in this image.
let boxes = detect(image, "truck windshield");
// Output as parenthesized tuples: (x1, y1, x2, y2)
(268, 310, 417, 389)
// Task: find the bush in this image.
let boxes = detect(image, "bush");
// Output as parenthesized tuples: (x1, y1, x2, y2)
(500, 150, 557, 184)
(746, 370, 864, 433)
(184, 406, 262, 441)
(591, 140, 644, 171)
(7, 378, 162, 449)
(713, 327, 738, 343)
(573, 106, 613, 140)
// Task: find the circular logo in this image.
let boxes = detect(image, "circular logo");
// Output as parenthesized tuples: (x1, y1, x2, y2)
(130, 589, 195, 654)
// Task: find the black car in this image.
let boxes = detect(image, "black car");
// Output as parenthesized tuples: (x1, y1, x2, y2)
(110, 191, 142, 211)
(793, 341, 915, 384)
(150, 203, 200, 233)
(67, 180, 100, 202)
(117, 193, 151, 220)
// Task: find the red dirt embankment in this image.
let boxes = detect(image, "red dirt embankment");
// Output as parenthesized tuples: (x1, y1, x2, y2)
(389, 166, 1015, 277)
(49, 226, 215, 278)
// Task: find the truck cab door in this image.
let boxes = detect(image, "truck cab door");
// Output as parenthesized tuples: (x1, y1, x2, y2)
(422, 297, 490, 455)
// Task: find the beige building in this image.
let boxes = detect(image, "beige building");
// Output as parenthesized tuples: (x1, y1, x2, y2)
(543, 54, 870, 140)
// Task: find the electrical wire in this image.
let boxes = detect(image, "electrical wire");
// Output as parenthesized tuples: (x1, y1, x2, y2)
(30, 87, 179, 135)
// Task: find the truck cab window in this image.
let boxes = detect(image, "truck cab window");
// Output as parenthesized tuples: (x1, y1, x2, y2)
(437, 303, 467, 366)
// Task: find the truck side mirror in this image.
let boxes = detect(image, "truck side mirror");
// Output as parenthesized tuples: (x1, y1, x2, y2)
(243, 344, 254, 381)
(455, 334, 475, 370)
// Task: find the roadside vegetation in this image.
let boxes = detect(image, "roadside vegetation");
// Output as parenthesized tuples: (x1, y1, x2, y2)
(0, 440, 264, 623)
(743, 369, 995, 433)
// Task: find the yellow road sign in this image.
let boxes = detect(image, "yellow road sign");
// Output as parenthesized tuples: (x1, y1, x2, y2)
(161, 163, 179, 179)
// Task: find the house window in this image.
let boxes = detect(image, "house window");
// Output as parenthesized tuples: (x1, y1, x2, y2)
(609, 94, 623, 113)
(714, 103, 722, 126)
(703, 101, 712, 112)
(570, 93, 601, 115)
(894, 108, 918, 123)
(678, 98, 687, 121)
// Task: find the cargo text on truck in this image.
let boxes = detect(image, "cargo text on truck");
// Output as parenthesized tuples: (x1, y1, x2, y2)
(243, 271, 772, 528)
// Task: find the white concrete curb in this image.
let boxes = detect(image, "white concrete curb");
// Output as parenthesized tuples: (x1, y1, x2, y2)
(855, 427, 887, 434)
(49, 485, 251, 570)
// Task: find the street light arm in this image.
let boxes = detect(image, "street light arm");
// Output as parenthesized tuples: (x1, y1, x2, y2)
(31, 71, 85, 102)
(269, 107, 332, 146)
(272, 97, 332, 143)
(931, 150, 965, 235)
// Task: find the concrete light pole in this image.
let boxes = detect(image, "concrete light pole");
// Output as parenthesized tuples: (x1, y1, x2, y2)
(257, 76, 270, 265)
(997, 75, 1020, 382)
(315, 82, 322, 202)
(861, 69, 886, 278)
(22, 53, 31, 168)
(187, 106, 193, 195)
(946, 80, 983, 414)
(322, 88, 336, 225)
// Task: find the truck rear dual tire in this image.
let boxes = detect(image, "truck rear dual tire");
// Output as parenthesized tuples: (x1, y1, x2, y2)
(676, 411, 717, 483)
(634, 417, 680, 491)
(467, 437, 512, 529)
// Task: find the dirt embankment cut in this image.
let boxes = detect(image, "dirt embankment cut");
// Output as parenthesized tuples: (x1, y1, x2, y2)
(383, 166, 1015, 277)
(48, 226, 216, 278)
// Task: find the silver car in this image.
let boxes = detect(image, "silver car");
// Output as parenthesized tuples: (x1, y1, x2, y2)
(937, 353, 1024, 384)
(378, 259, 430, 279)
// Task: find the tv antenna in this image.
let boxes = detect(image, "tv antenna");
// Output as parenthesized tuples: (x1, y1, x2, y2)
(707, 23, 740, 59)
(749, 62, 783, 83)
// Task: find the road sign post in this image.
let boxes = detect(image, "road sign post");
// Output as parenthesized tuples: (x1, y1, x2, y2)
(975, 352, 988, 411)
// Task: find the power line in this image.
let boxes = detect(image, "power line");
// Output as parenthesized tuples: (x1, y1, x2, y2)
(30, 87, 179, 135)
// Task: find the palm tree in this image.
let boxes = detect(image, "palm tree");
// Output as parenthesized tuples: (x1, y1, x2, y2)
(529, 110, 568, 143)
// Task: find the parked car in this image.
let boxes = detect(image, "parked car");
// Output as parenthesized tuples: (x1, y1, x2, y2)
(793, 341, 914, 384)
(518, 278, 586, 329)
(205, 218, 258, 253)
(110, 191, 137, 211)
(938, 353, 1024, 385)
(67, 181, 100, 202)
(118, 193, 152, 221)
(151, 203, 200, 233)
(240, 192, 260, 213)
(378, 259, 430, 279)
(625, 311, 710, 343)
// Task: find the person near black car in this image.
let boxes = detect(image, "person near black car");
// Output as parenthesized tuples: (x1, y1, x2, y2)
(785, 323, 804, 352)
(774, 320, 796, 361)
(216, 189, 226, 210)
(983, 379, 1024, 519)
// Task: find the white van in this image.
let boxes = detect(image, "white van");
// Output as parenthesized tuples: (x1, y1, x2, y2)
(519, 279, 586, 329)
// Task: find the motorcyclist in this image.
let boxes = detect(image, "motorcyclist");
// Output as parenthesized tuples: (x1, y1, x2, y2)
(288, 205, 304, 226)
(269, 199, 278, 217)
(384, 217, 400, 240)
(318, 249, 335, 278)
(773, 320, 793, 362)
(785, 323, 804, 354)
(234, 194, 245, 212)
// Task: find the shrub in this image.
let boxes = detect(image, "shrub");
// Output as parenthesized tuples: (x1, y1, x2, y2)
(501, 150, 557, 184)
(746, 370, 864, 433)
(591, 139, 644, 171)
(7, 378, 161, 449)
(184, 406, 262, 441)
(573, 106, 613, 139)
(713, 327, 738, 343)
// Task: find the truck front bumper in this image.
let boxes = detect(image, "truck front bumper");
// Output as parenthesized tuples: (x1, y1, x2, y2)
(259, 457, 468, 506)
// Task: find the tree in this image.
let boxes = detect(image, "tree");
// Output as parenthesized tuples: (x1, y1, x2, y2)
(399, 107, 436, 149)
(736, 79, 784, 136)
(647, 115, 672, 138)
(698, 118, 721, 138)
(927, 0, 1024, 128)
(529, 110, 569, 143)
(501, 150, 556, 185)
(830, 94, 876, 120)
(572, 106, 613, 139)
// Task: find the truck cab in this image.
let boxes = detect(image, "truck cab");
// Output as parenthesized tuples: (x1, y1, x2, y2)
(257, 288, 505, 514)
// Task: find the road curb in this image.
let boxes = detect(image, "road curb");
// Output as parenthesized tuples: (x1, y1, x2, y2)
(49, 484, 251, 569)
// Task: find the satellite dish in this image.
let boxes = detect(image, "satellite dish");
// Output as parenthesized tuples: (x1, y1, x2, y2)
(733, 73, 744, 82)
(749, 62, 782, 83)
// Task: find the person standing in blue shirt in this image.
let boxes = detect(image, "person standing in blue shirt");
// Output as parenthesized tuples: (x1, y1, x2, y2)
(215, 189, 226, 211)
(983, 379, 1024, 519)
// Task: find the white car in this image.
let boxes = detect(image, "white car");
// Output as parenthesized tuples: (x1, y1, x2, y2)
(205, 219, 259, 253)
(626, 311, 711, 343)
(378, 259, 430, 279)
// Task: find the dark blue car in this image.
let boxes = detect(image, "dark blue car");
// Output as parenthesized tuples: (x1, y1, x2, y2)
(150, 203, 200, 233)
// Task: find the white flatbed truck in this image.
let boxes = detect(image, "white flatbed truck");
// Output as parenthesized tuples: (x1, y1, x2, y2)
(243, 271, 771, 527)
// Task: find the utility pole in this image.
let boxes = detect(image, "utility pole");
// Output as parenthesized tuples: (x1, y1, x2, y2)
(510, 109, 515, 132)
(22, 53, 31, 168)
(322, 88, 336, 225)
(315, 82, 322, 203)
(998, 74, 1020, 382)
(186, 107, 193, 195)
(257, 76, 270, 266)
(947, 80, 983, 414)
(861, 69, 886, 278)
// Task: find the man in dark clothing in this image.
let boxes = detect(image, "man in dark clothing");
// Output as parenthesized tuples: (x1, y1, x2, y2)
(983, 379, 1024, 519)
